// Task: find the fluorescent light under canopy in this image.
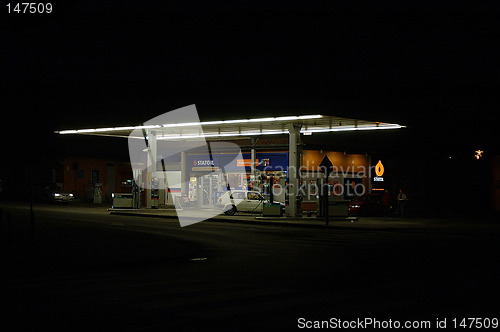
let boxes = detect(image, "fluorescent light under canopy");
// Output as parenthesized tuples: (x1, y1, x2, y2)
(56, 114, 404, 139)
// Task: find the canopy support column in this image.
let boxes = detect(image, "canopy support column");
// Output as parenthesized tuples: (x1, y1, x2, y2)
(251, 138, 257, 190)
(286, 123, 301, 217)
(146, 130, 157, 208)
(180, 151, 188, 197)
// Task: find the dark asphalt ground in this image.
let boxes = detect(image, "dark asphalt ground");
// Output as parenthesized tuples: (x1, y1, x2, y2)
(1, 202, 499, 331)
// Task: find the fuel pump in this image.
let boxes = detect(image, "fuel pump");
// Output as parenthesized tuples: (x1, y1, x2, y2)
(132, 180, 140, 209)
(150, 177, 159, 208)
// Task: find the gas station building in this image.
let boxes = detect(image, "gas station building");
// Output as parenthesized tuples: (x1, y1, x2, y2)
(57, 114, 404, 216)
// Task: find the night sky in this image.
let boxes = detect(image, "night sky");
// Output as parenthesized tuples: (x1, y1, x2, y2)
(2, 3, 499, 163)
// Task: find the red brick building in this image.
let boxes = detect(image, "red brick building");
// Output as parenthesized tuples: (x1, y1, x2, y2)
(63, 158, 133, 201)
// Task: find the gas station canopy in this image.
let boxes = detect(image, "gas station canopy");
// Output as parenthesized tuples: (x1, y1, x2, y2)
(56, 114, 405, 140)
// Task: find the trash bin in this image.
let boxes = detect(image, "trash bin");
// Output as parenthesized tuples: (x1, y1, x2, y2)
(112, 193, 133, 208)
(263, 203, 282, 217)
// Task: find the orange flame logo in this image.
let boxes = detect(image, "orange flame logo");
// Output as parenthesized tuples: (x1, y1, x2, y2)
(375, 160, 384, 177)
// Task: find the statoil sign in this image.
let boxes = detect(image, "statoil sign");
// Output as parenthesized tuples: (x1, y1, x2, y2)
(194, 159, 215, 166)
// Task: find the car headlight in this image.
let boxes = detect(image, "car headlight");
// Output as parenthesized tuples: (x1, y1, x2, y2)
(351, 204, 361, 209)
(69, 193, 74, 197)
(53, 193, 61, 197)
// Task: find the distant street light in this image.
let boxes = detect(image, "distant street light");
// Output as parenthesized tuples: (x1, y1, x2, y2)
(475, 150, 484, 160)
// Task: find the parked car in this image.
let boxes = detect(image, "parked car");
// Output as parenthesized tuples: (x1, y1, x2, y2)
(217, 190, 284, 215)
(33, 183, 74, 203)
(348, 193, 384, 216)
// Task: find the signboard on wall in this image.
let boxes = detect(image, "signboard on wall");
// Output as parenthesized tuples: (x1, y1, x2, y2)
(192, 166, 220, 172)
(371, 160, 385, 183)
(188, 152, 287, 172)
(237, 159, 259, 167)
